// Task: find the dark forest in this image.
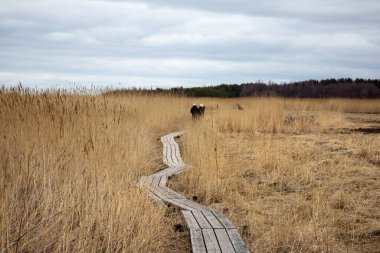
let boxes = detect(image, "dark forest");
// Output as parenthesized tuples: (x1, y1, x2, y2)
(108, 78, 380, 98)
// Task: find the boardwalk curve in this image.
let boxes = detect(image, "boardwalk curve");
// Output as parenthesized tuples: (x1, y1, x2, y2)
(139, 132, 250, 253)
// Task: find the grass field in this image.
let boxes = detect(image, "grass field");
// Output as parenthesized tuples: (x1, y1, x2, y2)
(175, 98, 380, 252)
(1, 88, 379, 252)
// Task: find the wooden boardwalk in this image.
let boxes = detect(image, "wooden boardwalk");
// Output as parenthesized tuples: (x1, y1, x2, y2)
(139, 132, 250, 253)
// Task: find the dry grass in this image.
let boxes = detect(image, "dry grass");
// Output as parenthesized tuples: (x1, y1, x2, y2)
(174, 97, 380, 252)
(0, 89, 192, 252)
(1, 90, 379, 253)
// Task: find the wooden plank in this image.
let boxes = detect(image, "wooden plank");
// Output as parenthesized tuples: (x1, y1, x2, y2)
(167, 132, 185, 166)
(165, 198, 198, 212)
(171, 134, 185, 165)
(153, 167, 181, 178)
(169, 141, 179, 165)
(214, 229, 236, 253)
(202, 229, 221, 253)
(160, 186, 186, 199)
(226, 229, 249, 253)
(173, 167, 184, 175)
(173, 147, 184, 166)
(173, 134, 184, 165)
(165, 144, 176, 167)
(173, 131, 185, 136)
(192, 211, 212, 229)
(190, 229, 207, 253)
(167, 143, 177, 166)
(154, 167, 181, 178)
(153, 167, 177, 177)
(161, 138, 169, 153)
(174, 198, 210, 212)
(203, 210, 224, 229)
(148, 186, 172, 203)
(212, 211, 236, 229)
(181, 210, 200, 230)
(148, 182, 179, 200)
(140, 180, 166, 206)
(159, 175, 167, 187)
(171, 166, 183, 174)
(144, 176, 172, 201)
(176, 155, 184, 166)
(145, 186, 166, 206)
(150, 176, 160, 188)
(162, 141, 168, 154)
(147, 191, 166, 206)
(167, 198, 195, 210)
(156, 186, 181, 199)
(162, 137, 176, 166)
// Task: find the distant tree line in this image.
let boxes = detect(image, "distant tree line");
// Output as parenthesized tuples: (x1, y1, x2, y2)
(170, 84, 242, 98)
(106, 78, 380, 98)
(239, 78, 380, 98)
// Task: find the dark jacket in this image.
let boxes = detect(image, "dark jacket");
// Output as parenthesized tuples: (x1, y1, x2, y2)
(190, 105, 199, 114)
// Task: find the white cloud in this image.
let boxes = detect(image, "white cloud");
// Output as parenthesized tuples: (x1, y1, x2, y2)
(0, 0, 379, 88)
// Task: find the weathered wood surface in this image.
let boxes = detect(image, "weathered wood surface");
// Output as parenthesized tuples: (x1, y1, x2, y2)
(139, 131, 250, 253)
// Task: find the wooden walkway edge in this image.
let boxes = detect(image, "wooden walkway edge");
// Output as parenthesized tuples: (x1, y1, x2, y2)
(139, 131, 250, 253)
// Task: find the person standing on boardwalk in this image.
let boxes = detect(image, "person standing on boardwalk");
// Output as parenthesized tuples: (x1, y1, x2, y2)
(190, 104, 200, 119)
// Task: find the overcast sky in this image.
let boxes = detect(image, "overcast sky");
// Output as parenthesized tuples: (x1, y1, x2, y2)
(0, 0, 379, 89)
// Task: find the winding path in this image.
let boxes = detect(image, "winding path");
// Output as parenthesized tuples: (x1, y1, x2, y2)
(139, 132, 250, 253)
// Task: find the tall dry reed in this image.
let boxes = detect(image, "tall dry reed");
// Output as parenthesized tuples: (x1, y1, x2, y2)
(2, 90, 379, 252)
(0, 89, 191, 252)
(176, 97, 380, 252)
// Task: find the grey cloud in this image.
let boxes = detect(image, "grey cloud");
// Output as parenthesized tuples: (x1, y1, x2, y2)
(134, 0, 380, 22)
(0, 0, 379, 88)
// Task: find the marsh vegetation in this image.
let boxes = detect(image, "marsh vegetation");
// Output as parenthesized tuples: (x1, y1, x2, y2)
(1, 88, 379, 252)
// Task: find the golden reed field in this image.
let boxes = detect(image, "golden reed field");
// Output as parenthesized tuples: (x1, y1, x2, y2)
(1, 87, 379, 252)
